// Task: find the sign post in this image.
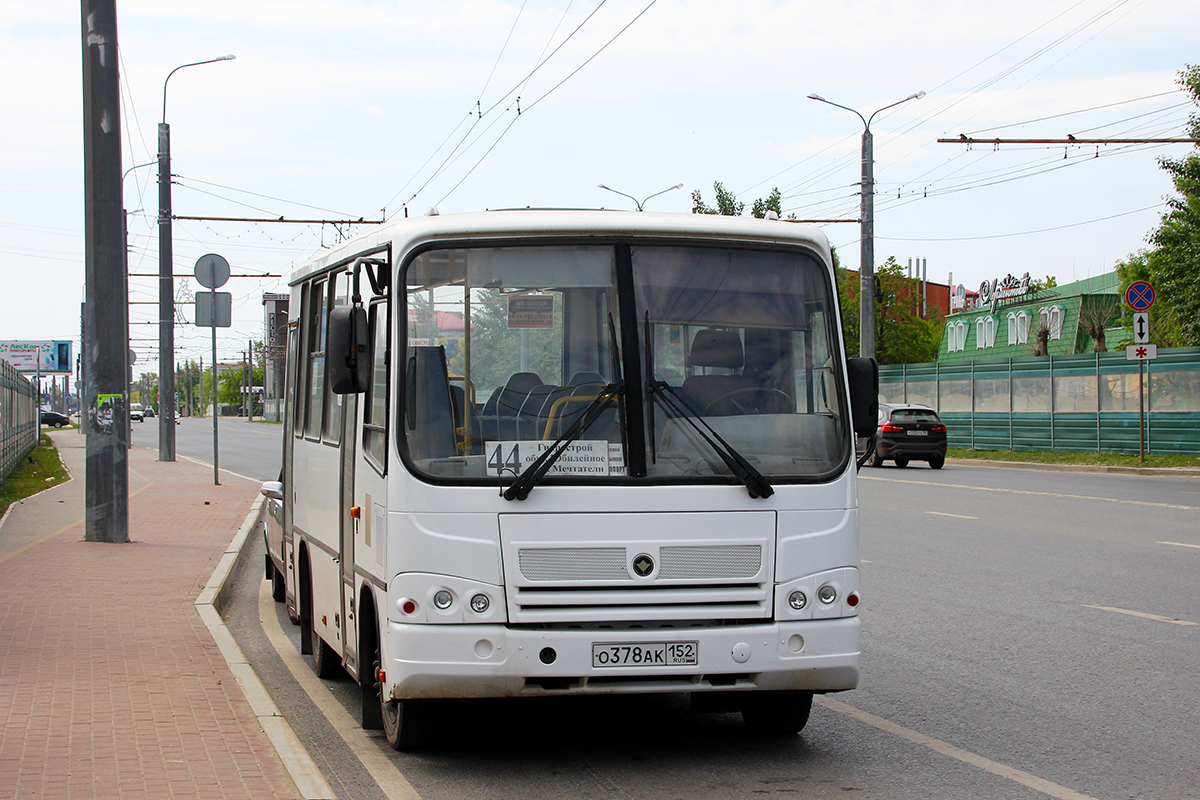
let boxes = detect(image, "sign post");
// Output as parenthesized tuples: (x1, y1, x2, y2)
(1124, 282, 1156, 463)
(195, 254, 231, 485)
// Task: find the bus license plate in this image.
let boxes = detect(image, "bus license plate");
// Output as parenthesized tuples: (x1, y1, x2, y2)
(907, 430, 928, 436)
(592, 641, 698, 668)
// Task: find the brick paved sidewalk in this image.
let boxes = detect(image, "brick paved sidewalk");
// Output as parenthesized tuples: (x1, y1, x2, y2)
(0, 431, 304, 799)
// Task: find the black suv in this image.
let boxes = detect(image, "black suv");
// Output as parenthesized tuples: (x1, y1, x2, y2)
(869, 403, 947, 469)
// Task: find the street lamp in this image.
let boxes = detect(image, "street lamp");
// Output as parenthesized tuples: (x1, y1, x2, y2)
(597, 183, 684, 211)
(807, 91, 924, 360)
(158, 54, 235, 461)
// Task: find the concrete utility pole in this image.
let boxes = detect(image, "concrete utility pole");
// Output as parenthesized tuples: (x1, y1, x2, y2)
(80, 0, 129, 543)
(808, 91, 925, 360)
(158, 54, 235, 462)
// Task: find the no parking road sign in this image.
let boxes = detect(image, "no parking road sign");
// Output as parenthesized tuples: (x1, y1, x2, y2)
(1125, 281, 1155, 311)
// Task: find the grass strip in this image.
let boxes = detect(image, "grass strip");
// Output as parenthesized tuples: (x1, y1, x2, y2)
(947, 448, 1200, 469)
(0, 434, 71, 516)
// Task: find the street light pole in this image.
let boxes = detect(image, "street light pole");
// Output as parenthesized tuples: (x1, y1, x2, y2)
(807, 91, 924, 360)
(597, 183, 684, 211)
(158, 54, 234, 461)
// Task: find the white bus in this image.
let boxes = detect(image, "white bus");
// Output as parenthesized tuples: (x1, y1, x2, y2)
(261, 209, 877, 749)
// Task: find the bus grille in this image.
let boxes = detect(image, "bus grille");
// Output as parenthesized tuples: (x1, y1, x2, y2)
(500, 511, 776, 625)
(511, 544, 769, 624)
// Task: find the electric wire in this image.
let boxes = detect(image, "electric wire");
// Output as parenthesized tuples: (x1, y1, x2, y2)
(433, 0, 660, 208)
(877, 202, 1164, 242)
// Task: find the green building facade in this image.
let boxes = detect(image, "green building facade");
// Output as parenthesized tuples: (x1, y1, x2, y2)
(937, 273, 1125, 363)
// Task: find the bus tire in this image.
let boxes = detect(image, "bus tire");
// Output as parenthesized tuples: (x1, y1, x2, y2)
(312, 624, 340, 678)
(741, 690, 813, 735)
(376, 650, 425, 750)
(310, 576, 341, 679)
(868, 450, 883, 468)
(271, 565, 286, 602)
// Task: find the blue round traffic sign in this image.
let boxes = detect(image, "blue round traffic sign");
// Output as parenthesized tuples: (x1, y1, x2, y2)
(1125, 280, 1155, 311)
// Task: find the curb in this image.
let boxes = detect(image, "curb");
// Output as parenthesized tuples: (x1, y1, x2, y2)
(195, 494, 335, 800)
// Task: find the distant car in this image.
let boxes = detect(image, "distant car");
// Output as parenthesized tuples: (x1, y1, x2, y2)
(143, 406, 155, 418)
(130, 403, 145, 422)
(41, 411, 71, 428)
(868, 403, 947, 469)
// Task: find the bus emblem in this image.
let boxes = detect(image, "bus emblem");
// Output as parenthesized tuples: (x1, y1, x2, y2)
(632, 554, 655, 577)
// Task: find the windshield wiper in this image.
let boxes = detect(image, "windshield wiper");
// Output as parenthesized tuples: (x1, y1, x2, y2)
(502, 384, 622, 501)
(647, 380, 774, 499)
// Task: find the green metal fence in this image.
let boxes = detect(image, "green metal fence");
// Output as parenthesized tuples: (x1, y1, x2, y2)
(879, 347, 1200, 456)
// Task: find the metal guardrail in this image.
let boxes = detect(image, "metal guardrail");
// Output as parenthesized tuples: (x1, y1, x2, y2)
(0, 359, 38, 482)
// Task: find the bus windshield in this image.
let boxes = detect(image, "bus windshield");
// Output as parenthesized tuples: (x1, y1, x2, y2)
(402, 241, 848, 484)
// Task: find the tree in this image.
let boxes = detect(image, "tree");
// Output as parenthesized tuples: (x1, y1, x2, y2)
(692, 182, 796, 219)
(840, 257, 942, 364)
(1116, 64, 1200, 347)
(692, 182, 745, 216)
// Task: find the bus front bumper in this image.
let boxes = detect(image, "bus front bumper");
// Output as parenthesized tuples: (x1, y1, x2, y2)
(382, 617, 859, 699)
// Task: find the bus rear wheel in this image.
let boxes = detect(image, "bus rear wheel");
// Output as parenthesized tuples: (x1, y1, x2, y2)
(741, 690, 813, 735)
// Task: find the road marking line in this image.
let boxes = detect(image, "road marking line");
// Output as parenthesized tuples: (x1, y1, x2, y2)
(816, 696, 1099, 800)
(1159, 541, 1200, 550)
(926, 511, 978, 519)
(860, 475, 1198, 511)
(1082, 604, 1198, 626)
(177, 453, 261, 485)
(260, 580, 423, 800)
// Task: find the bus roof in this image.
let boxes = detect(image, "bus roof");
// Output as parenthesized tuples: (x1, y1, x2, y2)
(286, 209, 833, 286)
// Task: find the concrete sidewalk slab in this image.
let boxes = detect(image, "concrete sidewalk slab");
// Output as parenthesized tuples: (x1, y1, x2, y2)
(0, 432, 309, 799)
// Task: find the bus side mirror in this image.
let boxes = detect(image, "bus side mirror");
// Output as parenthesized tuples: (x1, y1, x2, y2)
(327, 305, 370, 394)
(846, 357, 878, 438)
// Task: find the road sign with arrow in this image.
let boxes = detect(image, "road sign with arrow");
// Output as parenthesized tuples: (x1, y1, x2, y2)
(1133, 312, 1149, 344)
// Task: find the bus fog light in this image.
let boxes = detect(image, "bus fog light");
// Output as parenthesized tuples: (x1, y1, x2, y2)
(470, 593, 490, 614)
(818, 584, 837, 604)
(788, 590, 808, 611)
(433, 590, 453, 610)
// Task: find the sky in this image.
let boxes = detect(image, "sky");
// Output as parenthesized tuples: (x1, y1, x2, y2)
(2, 0, 1198, 382)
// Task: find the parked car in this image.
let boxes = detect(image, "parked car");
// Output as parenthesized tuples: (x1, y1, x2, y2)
(869, 403, 947, 469)
(41, 411, 71, 428)
(130, 403, 145, 422)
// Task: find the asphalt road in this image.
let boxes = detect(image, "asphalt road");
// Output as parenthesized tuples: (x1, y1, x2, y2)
(221, 458, 1200, 799)
(130, 415, 283, 482)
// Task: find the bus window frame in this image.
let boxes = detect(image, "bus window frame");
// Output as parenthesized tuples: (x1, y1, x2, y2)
(395, 235, 851, 488)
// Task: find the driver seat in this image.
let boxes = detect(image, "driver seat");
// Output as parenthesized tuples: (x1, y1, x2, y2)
(681, 329, 752, 414)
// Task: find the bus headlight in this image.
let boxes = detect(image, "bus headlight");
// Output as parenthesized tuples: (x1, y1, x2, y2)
(788, 590, 808, 610)
(818, 584, 837, 604)
(470, 593, 490, 614)
(433, 590, 454, 610)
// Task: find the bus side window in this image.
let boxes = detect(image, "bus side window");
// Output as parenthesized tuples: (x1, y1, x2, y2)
(363, 300, 389, 471)
(293, 282, 309, 437)
(323, 271, 350, 443)
(305, 278, 326, 438)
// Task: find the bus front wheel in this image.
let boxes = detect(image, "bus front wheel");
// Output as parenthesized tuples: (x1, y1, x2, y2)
(376, 651, 426, 750)
(741, 690, 814, 735)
